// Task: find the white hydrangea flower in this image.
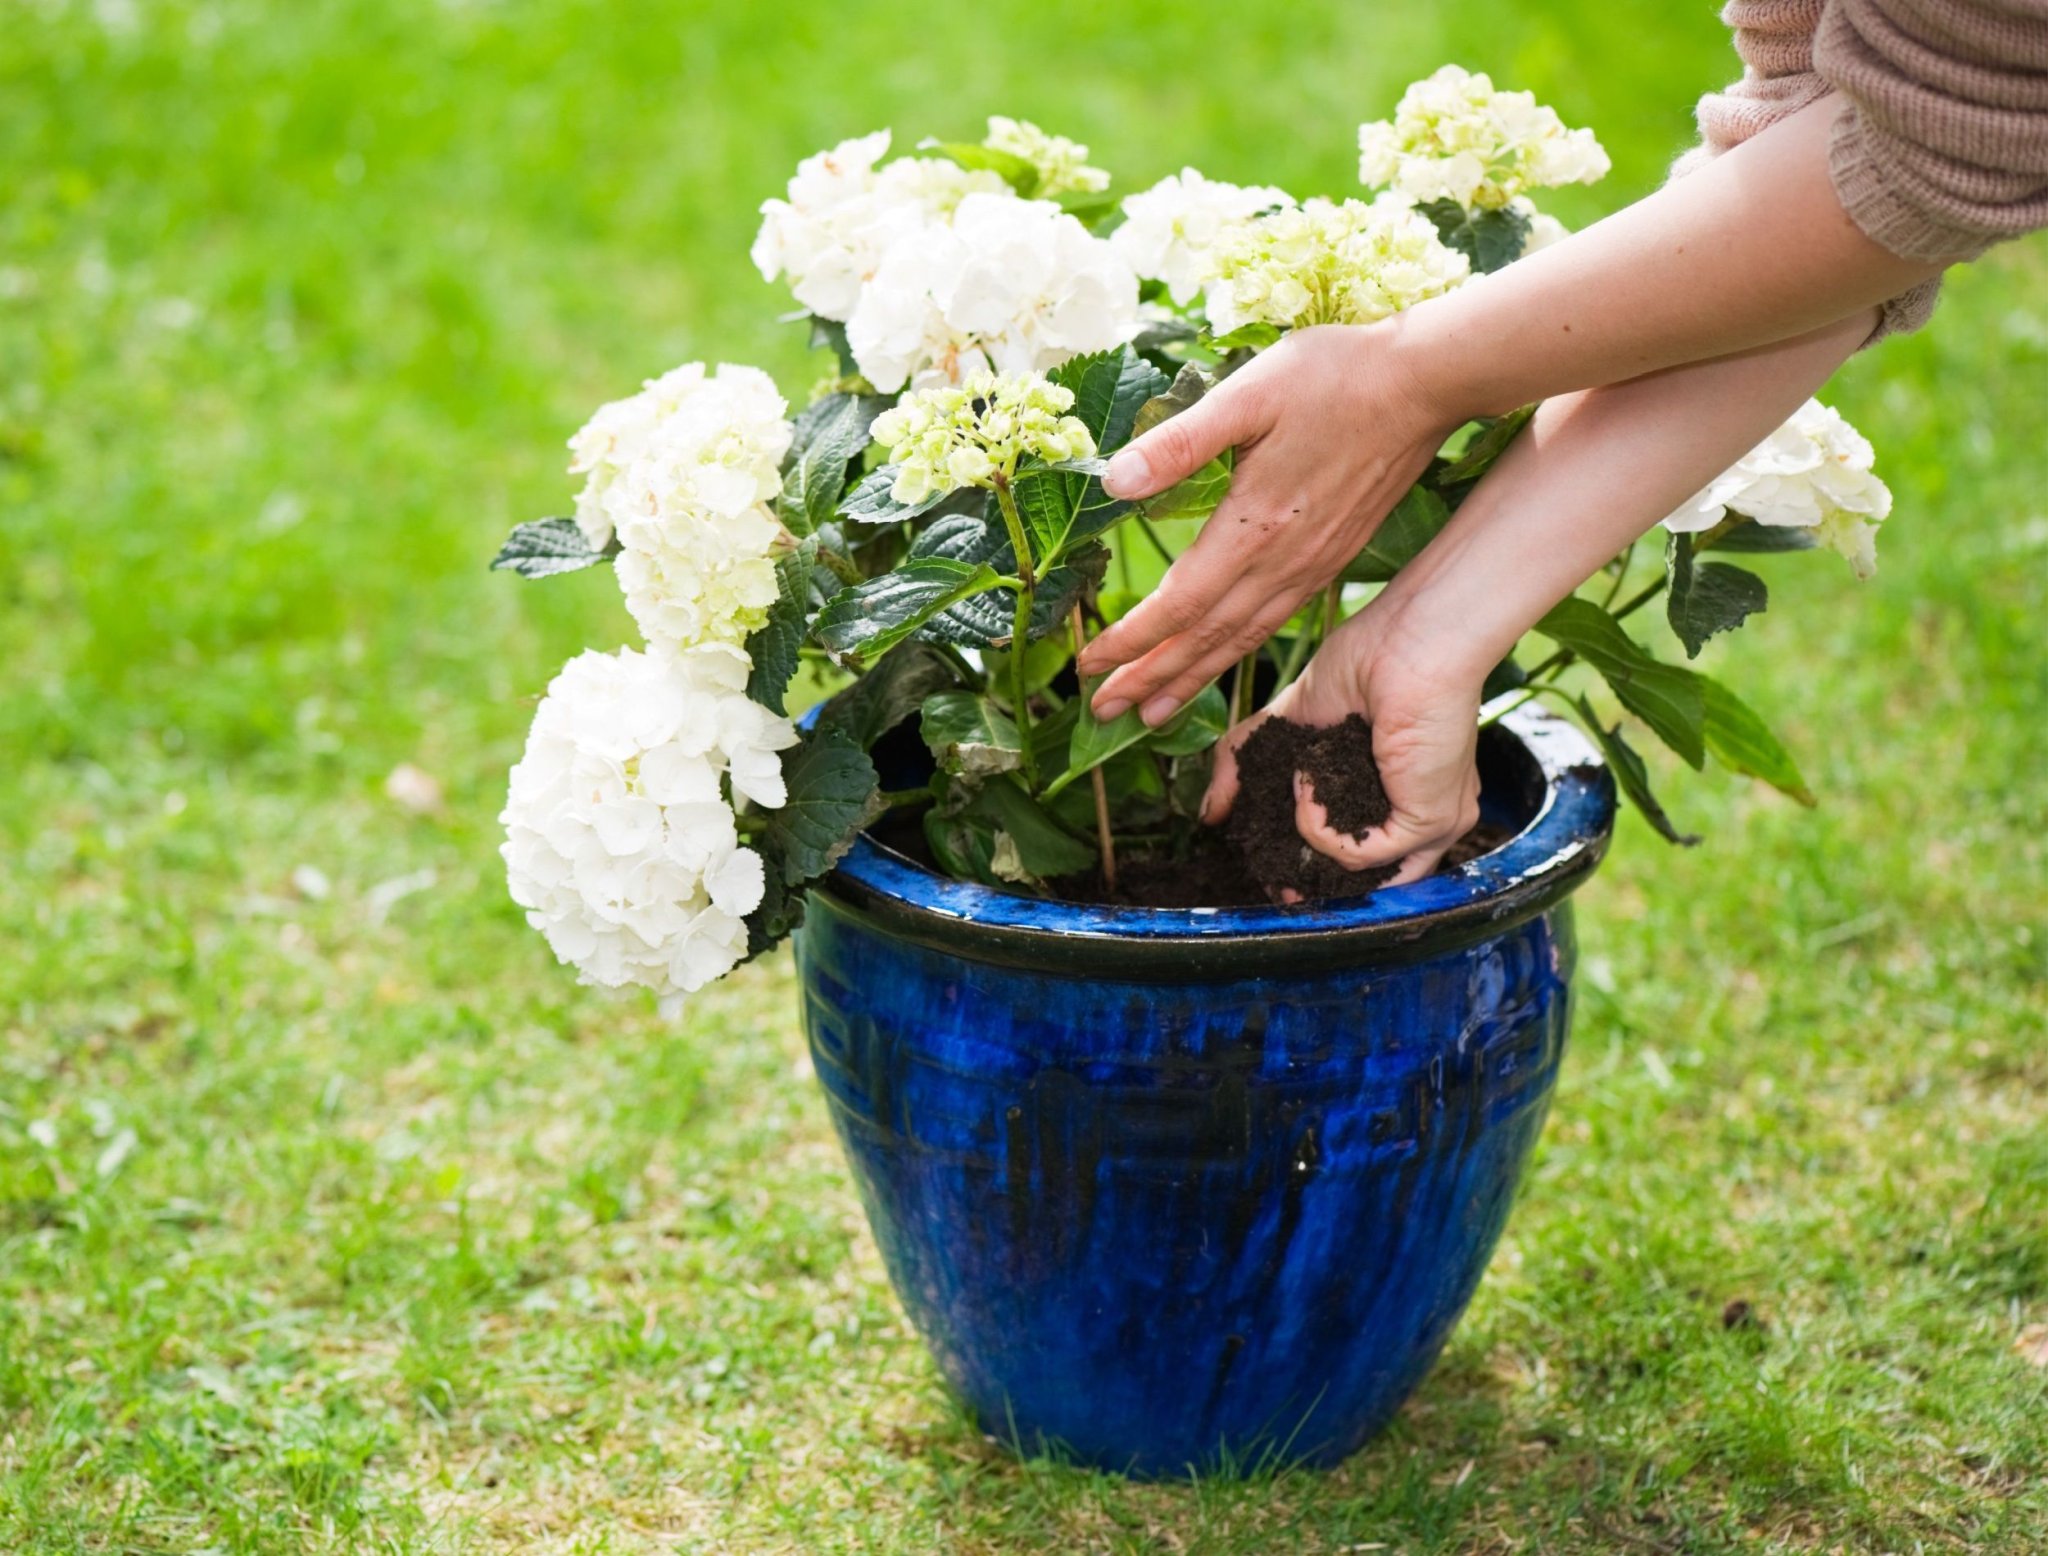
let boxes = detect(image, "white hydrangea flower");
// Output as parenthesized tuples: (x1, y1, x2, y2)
(500, 646, 799, 1010)
(869, 370, 1096, 506)
(750, 130, 1009, 323)
(1663, 399, 1893, 576)
(577, 363, 796, 654)
(1204, 197, 1469, 335)
(847, 192, 1140, 392)
(983, 116, 1110, 197)
(1357, 65, 1610, 211)
(1109, 168, 1295, 306)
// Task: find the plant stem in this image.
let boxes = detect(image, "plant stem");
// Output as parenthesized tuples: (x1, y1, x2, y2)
(1319, 579, 1343, 645)
(1131, 510, 1176, 566)
(1070, 602, 1118, 894)
(991, 477, 1039, 778)
(1230, 649, 1258, 723)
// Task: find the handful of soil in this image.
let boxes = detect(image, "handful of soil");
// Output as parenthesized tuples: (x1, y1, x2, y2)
(1225, 714, 1397, 902)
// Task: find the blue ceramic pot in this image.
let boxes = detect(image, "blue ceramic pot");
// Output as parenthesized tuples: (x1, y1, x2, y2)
(795, 706, 1614, 1476)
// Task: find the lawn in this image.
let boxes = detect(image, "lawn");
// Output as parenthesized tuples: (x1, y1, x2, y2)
(3, 1, 2045, 1551)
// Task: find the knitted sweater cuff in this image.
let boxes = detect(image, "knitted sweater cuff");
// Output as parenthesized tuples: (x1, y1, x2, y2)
(1828, 101, 1996, 265)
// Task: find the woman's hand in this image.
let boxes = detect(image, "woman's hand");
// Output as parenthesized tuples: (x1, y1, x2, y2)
(1078, 322, 1455, 726)
(1202, 603, 1486, 885)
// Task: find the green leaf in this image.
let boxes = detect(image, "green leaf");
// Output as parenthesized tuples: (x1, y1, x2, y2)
(1481, 656, 1527, 702)
(838, 465, 950, 526)
(1343, 485, 1452, 583)
(490, 518, 614, 579)
(918, 139, 1039, 195)
(919, 690, 1024, 776)
(1704, 520, 1819, 554)
(742, 539, 816, 713)
(813, 557, 1002, 666)
(1145, 683, 1230, 757)
(1054, 187, 1122, 225)
(753, 724, 882, 890)
(1534, 596, 1707, 768)
(908, 511, 1108, 646)
(807, 315, 859, 377)
(1666, 532, 1769, 658)
(1207, 322, 1282, 353)
(1433, 404, 1536, 488)
(783, 392, 890, 536)
(1573, 695, 1701, 847)
(1416, 197, 1532, 274)
(1058, 345, 1173, 459)
(1141, 456, 1233, 524)
(814, 642, 962, 748)
(1699, 676, 1816, 805)
(923, 797, 1000, 882)
(1132, 362, 1211, 439)
(967, 774, 1098, 881)
(981, 631, 1070, 703)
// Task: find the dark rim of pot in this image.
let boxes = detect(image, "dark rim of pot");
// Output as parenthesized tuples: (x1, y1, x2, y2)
(811, 703, 1617, 980)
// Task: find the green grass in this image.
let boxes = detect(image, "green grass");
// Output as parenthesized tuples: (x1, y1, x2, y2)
(4, 1, 2046, 1551)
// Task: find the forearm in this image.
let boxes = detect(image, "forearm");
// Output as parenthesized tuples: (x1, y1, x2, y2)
(1375, 309, 1879, 678)
(1386, 96, 1942, 420)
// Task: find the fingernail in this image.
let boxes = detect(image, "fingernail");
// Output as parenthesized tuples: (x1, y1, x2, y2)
(1140, 696, 1179, 726)
(1103, 448, 1151, 498)
(1093, 697, 1130, 721)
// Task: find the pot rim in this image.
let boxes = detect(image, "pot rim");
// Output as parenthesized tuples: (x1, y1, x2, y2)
(812, 703, 1616, 978)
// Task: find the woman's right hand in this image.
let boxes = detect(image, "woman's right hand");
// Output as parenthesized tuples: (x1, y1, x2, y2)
(1079, 320, 1458, 728)
(1201, 601, 1487, 886)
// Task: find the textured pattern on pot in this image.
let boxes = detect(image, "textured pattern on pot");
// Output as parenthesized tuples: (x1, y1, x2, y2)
(796, 705, 1615, 1476)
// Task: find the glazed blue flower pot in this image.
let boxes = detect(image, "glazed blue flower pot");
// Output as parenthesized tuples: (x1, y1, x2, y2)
(794, 706, 1614, 1477)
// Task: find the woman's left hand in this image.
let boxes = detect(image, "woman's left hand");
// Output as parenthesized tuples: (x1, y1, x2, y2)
(1202, 602, 1485, 885)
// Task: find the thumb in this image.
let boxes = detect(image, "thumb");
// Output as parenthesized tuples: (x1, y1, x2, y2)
(1102, 379, 1264, 501)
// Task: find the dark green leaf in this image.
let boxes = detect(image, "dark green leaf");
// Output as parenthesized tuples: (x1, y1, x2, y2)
(813, 557, 1002, 666)
(754, 724, 881, 889)
(1573, 695, 1700, 847)
(1343, 485, 1452, 583)
(490, 518, 614, 579)
(1433, 404, 1536, 488)
(814, 642, 962, 748)
(1666, 532, 1769, 658)
(1142, 455, 1233, 524)
(1481, 656, 1527, 701)
(839, 465, 949, 526)
(1699, 676, 1816, 805)
(967, 774, 1098, 881)
(1041, 681, 1225, 797)
(981, 631, 1071, 703)
(909, 511, 1108, 646)
(1704, 520, 1819, 554)
(1416, 197, 1532, 274)
(923, 798, 1000, 882)
(783, 392, 890, 536)
(807, 315, 859, 377)
(1535, 596, 1707, 768)
(1129, 315, 1204, 368)
(742, 539, 816, 713)
(1055, 344, 1172, 457)
(919, 690, 1024, 776)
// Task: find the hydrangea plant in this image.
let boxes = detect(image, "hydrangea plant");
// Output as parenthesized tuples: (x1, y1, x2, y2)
(492, 91, 1892, 1009)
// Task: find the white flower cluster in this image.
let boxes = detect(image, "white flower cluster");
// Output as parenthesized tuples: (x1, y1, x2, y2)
(1663, 399, 1893, 577)
(870, 370, 1096, 505)
(753, 132, 1139, 393)
(1357, 65, 1610, 211)
(983, 115, 1110, 197)
(1203, 197, 1469, 335)
(1109, 168, 1295, 306)
(846, 192, 1139, 392)
(500, 646, 798, 1009)
(749, 131, 1008, 324)
(568, 363, 795, 655)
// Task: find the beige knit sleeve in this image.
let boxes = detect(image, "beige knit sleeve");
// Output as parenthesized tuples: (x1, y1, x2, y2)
(1816, 0, 2048, 263)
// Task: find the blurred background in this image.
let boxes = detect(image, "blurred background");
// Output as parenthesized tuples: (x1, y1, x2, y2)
(3, 2, 2044, 1552)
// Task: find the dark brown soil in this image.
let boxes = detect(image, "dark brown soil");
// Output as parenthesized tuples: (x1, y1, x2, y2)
(1226, 714, 1395, 902)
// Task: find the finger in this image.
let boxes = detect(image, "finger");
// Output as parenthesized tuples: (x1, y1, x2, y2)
(1201, 701, 1277, 825)
(1294, 773, 1469, 877)
(1133, 598, 1301, 727)
(1080, 549, 1236, 686)
(1089, 578, 1281, 722)
(1101, 376, 1267, 501)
